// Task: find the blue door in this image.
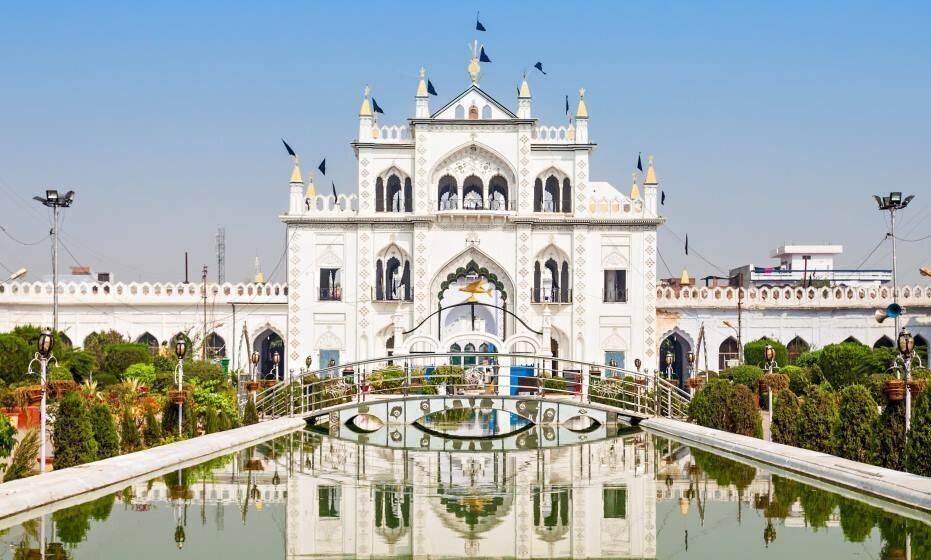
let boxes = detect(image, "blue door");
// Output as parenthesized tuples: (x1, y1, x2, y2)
(511, 365, 535, 396)
(605, 351, 625, 378)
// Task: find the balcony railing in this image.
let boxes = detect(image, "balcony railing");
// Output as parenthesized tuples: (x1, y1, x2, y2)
(603, 288, 628, 303)
(531, 288, 573, 304)
(320, 287, 342, 301)
(435, 199, 514, 212)
(372, 286, 414, 302)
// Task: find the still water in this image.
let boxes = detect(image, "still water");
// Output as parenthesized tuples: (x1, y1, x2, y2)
(2, 423, 930, 559)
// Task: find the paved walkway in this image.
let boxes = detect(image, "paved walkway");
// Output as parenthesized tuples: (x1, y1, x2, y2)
(643, 417, 931, 513)
(0, 417, 305, 527)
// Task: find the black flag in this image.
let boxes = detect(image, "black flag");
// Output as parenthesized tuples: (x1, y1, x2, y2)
(661, 191, 666, 205)
(685, 234, 689, 255)
(427, 80, 438, 96)
(479, 47, 491, 63)
(637, 153, 643, 172)
(317, 159, 326, 175)
(332, 181, 338, 201)
(533, 62, 546, 75)
(565, 95, 569, 116)
(372, 98, 384, 114)
(281, 139, 297, 159)
(476, 13, 486, 31)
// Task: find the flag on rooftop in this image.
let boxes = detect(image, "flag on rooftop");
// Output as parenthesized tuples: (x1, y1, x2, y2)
(427, 80, 438, 96)
(476, 13, 486, 31)
(479, 47, 491, 63)
(637, 153, 643, 172)
(318, 159, 326, 175)
(533, 62, 546, 75)
(372, 98, 384, 114)
(281, 139, 297, 160)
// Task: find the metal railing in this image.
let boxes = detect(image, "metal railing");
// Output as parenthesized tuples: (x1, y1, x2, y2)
(531, 288, 573, 304)
(254, 352, 690, 421)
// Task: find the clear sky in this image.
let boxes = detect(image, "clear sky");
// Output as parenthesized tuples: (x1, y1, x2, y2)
(1, 1, 930, 284)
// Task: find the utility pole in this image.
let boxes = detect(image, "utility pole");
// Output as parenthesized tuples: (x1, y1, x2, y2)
(202, 265, 208, 361)
(215, 227, 226, 284)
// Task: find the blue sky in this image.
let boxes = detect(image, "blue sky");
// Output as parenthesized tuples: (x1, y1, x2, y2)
(1, 1, 930, 284)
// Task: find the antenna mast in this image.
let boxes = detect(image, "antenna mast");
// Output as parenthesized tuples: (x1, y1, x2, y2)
(215, 227, 226, 284)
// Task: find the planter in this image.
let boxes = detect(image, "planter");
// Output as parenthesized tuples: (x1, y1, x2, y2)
(168, 390, 188, 405)
(168, 486, 194, 501)
(635, 378, 650, 386)
(245, 381, 261, 392)
(884, 379, 906, 402)
(26, 386, 44, 406)
(46, 380, 76, 399)
(686, 378, 704, 390)
(908, 379, 926, 396)
(262, 379, 278, 389)
(244, 459, 264, 471)
(758, 380, 769, 393)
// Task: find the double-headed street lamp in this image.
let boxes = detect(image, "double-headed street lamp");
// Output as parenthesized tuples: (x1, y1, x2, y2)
(27, 329, 55, 473)
(33, 189, 75, 336)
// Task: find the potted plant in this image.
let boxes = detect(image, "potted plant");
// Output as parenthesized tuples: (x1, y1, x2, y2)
(25, 386, 44, 406)
(907, 379, 926, 396)
(168, 389, 188, 405)
(46, 380, 76, 399)
(884, 378, 906, 401)
(245, 380, 261, 392)
(262, 378, 278, 389)
(686, 377, 703, 390)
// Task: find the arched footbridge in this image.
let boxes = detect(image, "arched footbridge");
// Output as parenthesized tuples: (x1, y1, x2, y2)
(254, 353, 691, 437)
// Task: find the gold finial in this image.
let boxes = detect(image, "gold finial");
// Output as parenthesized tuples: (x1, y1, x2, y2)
(645, 155, 657, 184)
(468, 40, 481, 84)
(680, 269, 691, 286)
(416, 66, 428, 97)
(359, 85, 372, 117)
(519, 72, 531, 98)
(576, 87, 588, 118)
(290, 162, 302, 184)
(305, 173, 316, 198)
(629, 173, 641, 200)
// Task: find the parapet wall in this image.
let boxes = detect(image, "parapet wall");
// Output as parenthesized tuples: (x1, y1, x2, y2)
(0, 281, 288, 306)
(656, 284, 931, 310)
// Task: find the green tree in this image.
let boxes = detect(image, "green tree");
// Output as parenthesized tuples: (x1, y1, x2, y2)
(120, 408, 142, 453)
(243, 398, 259, 425)
(726, 384, 763, 438)
(65, 351, 97, 383)
(771, 389, 801, 446)
(89, 404, 120, 459)
(743, 337, 789, 369)
(143, 408, 162, 447)
(184, 395, 198, 438)
(2, 429, 39, 482)
(0, 414, 15, 459)
(82, 330, 125, 367)
(102, 343, 151, 375)
(796, 350, 821, 369)
(0, 333, 32, 386)
(718, 365, 764, 389)
(122, 362, 156, 385)
(780, 365, 811, 396)
(162, 398, 180, 435)
(818, 342, 873, 388)
(798, 386, 839, 454)
(836, 385, 878, 464)
(217, 410, 232, 431)
(879, 400, 907, 471)
(53, 393, 98, 469)
(688, 379, 731, 430)
(906, 390, 931, 476)
(204, 406, 219, 434)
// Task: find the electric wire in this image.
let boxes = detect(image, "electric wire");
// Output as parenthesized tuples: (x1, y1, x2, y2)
(0, 224, 48, 246)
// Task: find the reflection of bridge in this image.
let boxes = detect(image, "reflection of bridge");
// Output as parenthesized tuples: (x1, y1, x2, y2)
(256, 353, 691, 433)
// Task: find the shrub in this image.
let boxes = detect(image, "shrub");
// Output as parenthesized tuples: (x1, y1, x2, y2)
(2, 429, 39, 482)
(719, 365, 764, 389)
(771, 390, 801, 446)
(65, 351, 97, 383)
(866, 373, 894, 404)
(53, 393, 98, 469)
(123, 362, 156, 385)
(796, 350, 821, 369)
(688, 379, 731, 430)
(183, 359, 226, 383)
(183, 395, 198, 438)
(0, 414, 16, 459)
(143, 407, 161, 447)
(726, 384, 763, 438)
(760, 373, 789, 393)
(863, 347, 898, 375)
(744, 337, 788, 369)
(780, 365, 811, 396)
(153, 355, 174, 373)
(120, 409, 142, 453)
(797, 386, 839, 454)
(818, 342, 873, 388)
(243, 398, 259, 425)
(82, 330, 126, 366)
(89, 404, 120, 459)
(878, 401, 907, 471)
(906, 390, 931, 476)
(689, 379, 762, 438)
(217, 410, 232, 431)
(0, 333, 32, 386)
(162, 398, 180, 435)
(95, 372, 120, 386)
(204, 406, 219, 434)
(369, 366, 406, 392)
(836, 385, 878, 464)
(102, 343, 151, 375)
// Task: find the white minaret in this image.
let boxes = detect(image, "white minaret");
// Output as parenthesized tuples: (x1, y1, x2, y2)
(288, 158, 303, 214)
(415, 67, 430, 118)
(517, 74, 532, 118)
(358, 86, 373, 140)
(574, 88, 589, 143)
(643, 156, 658, 216)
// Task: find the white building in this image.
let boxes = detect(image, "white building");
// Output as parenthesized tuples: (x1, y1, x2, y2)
(730, 244, 892, 288)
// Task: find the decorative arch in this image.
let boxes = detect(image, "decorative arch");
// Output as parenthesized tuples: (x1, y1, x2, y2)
(658, 327, 694, 387)
(533, 167, 570, 213)
(205, 332, 226, 359)
(874, 335, 894, 349)
(787, 336, 810, 364)
(438, 259, 508, 301)
(718, 336, 740, 370)
(843, 336, 863, 345)
(136, 331, 159, 355)
(253, 327, 284, 379)
(429, 142, 517, 188)
(488, 174, 509, 210)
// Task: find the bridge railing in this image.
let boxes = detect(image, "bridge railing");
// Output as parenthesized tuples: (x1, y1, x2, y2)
(254, 353, 691, 420)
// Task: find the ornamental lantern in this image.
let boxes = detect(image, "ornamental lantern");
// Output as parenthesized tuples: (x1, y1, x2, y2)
(305, 355, 313, 369)
(251, 351, 260, 366)
(665, 352, 674, 367)
(634, 358, 642, 371)
(37, 328, 53, 358)
(898, 329, 914, 354)
(272, 352, 280, 366)
(174, 525, 186, 550)
(174, 338, 186, 360)
(764, 344, 776, 363)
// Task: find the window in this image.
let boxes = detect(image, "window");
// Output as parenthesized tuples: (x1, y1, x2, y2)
(320, 268, 341, 301)
(318, 486, 341, 518)
(719, 337, 739, 370)
(438, 175, 458, 210)
(603, 270, 627, 302)
(454, 105, 465, 119)
(603, 486, 627, 519)
(787, 336, 810, 364)
(481, 105, 492, 119)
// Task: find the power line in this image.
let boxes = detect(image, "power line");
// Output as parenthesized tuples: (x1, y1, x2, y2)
(893, 232, 931, 243)
(0, 224, 49, 246)
(661, 225, 729, 276)
(853, 235, 888, 271)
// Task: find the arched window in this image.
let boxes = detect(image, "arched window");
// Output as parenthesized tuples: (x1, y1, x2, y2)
(544, 176, 560, 212)
(136, 332, 159, 355)
(560, 261, 570, 303)
(375, 259, 384, 300)
(386, 175, 402, 212)
(450, 343, 462, 366)
(253, 329, 284, 380)
(533, 262, 541, 302)
(533, 179, 543, 212)
(843, 336, 862, 345)
(386, 335, 394, 357)
(454, 105, 465, 119)
(719, 337, 740, 370)
(874, 335, 894, 349)
(462, 175, 483, 209)
(375, 177, 385, 212)
(438, 175, 458, 210)
(787, 336, 810, 364)
(468, 105, 479, 120)
(481, 105, 492, 119)
(488, 175, 508, 210)
(401, 261, 411, 301)
(385, 257, 402, 300)
(561, 178, 572, 212)
(205, 332, 226, 359)
(544, 258, 559, 302)
(403, 178, 413, 212)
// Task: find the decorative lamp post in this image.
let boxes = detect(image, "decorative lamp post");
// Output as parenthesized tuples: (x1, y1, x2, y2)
(686, 351, 700, 393)
(30, 328, 55, 473)
(174, 339, 187, 437)
(271, 351, 280, 382)
(763, 344, 777, 374)
(247, 351, 260, 392)
(665, 352, 674, 381)
(898, 328, 920, 433)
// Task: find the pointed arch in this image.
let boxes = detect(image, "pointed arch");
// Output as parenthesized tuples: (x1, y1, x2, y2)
(375, 177, 385, 212)
(253, 328, 285, 380)
(403, 178, 413, 212)
(534, 178, 543, 212)
(462, 175, 484, 209)
(718, 336, 740, 370)
(205, 332, 226, 359)
(438, 175, 458, 210)
(561, 178, 572, 212)
(544, 175, 560, 212)
(488, 174, 508, 210)
(843, 336, 863, 345)
(429, 142, 517, 187)
(375, 259, 384, 300)
(787, 336, 810, 364)
(136, 332, 159, 355)
(874, 335, 894, 349)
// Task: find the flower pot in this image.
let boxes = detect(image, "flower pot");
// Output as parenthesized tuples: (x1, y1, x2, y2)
(884, 379, 906, 402)
(758, 380, 769, 393)
(168, 486, 194, 501)
(46, 380, 76, 399)
(908, 379, 926, 396)
(245, 459, 264, 471)
(262, 379, 278, 389)
(245, 381, 261, 392)
(686, 378, 703, 390)
(168, 390, 188, 405)
(26, 386, 44, 406)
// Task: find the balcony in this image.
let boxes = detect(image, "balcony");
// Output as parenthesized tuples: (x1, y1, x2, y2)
(531, 288, 573, 304)
(372, 286, 414, 303)
(432, 198, 514, 224)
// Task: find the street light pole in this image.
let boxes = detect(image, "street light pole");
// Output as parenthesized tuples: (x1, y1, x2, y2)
(34, 190, 75, 337)
(874, 192, 915, 337)
(28, 329, 54, 473)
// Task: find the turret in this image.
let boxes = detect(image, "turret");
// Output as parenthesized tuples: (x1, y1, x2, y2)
(629, 173, 640, 201)
(288, 160, 303, 214)
(643, 156, 659, 216)
(517, 74, 532, 118)
(359, 86, 373, 140)
(574, 88, 588, 143)
(416, 67, 430, 118)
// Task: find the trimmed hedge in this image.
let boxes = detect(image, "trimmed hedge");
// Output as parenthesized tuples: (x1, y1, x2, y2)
(906, 390, 931, 476)
(688, 379, 762, 438)
(818, 342, 873, 389)
(719, 365, 764, 389)
(836, 385, 878, 464)
(53, 393, 98, 469)
(89, 404, 120, 459)
(797, 386, 839, 454)
(744, 337, 788, 369)
(771, 390, 801, 446)
(102, 343, 152, 375)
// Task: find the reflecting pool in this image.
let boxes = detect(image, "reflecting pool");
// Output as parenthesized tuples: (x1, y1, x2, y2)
(414, 408, 531, 438)
(2, 427, 931, 559)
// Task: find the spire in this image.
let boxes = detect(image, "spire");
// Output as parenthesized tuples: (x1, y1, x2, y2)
(518, 73, 531, 98)
(576, 88, 588, 118)
(359, 86, 372, 117)
(289, 161, 303, 184)
(305, 173, 316, 198)
(680, 269, 691, 286)
(468, 40, 482, 84)
(629, 173, 641, 201)
(645, 155, 658, 185)
(416, 67, 428, 98)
